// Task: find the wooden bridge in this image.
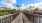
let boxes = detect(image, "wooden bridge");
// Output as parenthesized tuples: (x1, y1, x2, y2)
(0, 12, 42, 23)
(11, 12, 30, 23)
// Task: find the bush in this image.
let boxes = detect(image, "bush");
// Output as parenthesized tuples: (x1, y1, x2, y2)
(35, 8, 40, 11)
(17, 10, 20, 12)
(0, 12, 9, 16)
(33, 10, 42, 15)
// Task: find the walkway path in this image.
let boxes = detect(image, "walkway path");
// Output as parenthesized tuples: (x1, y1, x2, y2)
(22, 13, 30, 23)
(11, 12, 23, 23)
(11, 12, 30, 23)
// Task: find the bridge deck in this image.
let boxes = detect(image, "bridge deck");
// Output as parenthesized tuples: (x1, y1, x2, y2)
(11, 12, 30, 23)
(22, 13, 30, 23)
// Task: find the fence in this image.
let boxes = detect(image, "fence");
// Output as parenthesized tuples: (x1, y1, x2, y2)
(0, 13, 19, 23)
(24, 12, 42, 23)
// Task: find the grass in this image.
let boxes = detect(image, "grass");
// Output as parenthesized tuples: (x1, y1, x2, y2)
(0, 12, 9, 16)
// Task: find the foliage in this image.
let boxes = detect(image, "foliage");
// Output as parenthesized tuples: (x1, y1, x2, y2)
(29, 6, 32, 10)
(26, 10, 30, 13)
(35, 8, 40, 11)
(17, 9, 20, 13)
(33, 6, 34, 8)
(11, 9, 17, 13)
(0, 12, 9, 16)
(23, 9, 31, 13)
(0, 7, 21, 16)
(17, 5, 20, 9)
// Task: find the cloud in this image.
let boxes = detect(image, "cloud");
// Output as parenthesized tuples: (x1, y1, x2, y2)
(21, 2, 42, 10)
(1, 0, 16, 9)
(27, 2, 42, 10)
(2, 0, 16, 4)
(20, 3, 27, 10)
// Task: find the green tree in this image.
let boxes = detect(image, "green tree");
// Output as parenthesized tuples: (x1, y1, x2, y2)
(17, 9, 20, 13)
(17, 5, 20, 9)
(11, 9, 17, 13)
(33, 6, 34, 8)
(29, 6, 32, 10)
(35, 8, 40, 11)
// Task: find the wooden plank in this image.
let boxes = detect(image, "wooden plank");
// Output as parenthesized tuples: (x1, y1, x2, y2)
(22, 13, 30, 23)
(11, 13, 23, 23)
(11, 12, 31, 23)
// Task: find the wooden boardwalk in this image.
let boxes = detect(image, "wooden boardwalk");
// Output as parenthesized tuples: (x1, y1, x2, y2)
(22, 13, 30, 23)
(11, 12, 30, 23)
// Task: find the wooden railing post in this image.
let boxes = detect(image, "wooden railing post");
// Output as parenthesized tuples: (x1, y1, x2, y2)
(0, 13, 19, 23)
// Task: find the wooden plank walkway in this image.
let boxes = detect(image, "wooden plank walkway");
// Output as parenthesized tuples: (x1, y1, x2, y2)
(11, 12, 30, 23)
(22, 13, 30, 23)
(11, 13, 23, 23)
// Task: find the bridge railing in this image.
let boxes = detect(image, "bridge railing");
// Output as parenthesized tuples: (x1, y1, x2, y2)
(0, 13, 19, 23)
(24, 12, 42, 23)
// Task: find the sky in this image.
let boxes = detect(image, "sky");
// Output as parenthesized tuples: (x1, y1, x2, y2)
(0, 0, 42, 10)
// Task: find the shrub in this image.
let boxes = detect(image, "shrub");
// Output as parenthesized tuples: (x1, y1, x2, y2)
(35, 8, 40, 11)
(0, 12, 9, 16)
(33, 10, 42, 15)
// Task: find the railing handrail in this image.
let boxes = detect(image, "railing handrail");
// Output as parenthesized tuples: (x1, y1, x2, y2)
(24, 12, 42, 17)
(0, 13, 19, 19)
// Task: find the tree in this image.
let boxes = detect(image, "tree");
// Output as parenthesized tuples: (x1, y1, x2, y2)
(33, 6, 34, 8)
(17, 9, 20, 12)
(11, 9, 17, 13)
(29, 6, 32, 10)
(17, 5, 20, 9)
(16, 5, 21, 12)
(35, 8, 40, 11)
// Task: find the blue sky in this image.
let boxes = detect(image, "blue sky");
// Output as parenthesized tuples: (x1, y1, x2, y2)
(0, 0, 42, 9)
(14, 0, 42, 6)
